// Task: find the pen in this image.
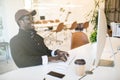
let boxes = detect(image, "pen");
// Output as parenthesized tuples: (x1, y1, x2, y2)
(68, 55, 76, 65)
(78, 74, 86, 80)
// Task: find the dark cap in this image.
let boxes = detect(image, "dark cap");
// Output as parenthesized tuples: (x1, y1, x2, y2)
(74, 59, 86, 65)
(15, 9, 36, 22)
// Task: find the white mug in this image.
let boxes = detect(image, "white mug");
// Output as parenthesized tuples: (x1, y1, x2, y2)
(74, 59, 86, 76)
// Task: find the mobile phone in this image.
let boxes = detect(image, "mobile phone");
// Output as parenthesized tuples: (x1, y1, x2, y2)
(47, 71, 65, 78)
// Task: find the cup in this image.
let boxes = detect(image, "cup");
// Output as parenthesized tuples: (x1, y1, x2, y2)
(74, 59, 86, 76)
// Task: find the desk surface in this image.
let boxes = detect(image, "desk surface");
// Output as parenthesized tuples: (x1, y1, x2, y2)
(0, 37, 120, 80)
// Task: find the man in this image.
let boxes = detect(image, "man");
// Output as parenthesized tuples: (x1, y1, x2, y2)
(10, 9, 69, 68)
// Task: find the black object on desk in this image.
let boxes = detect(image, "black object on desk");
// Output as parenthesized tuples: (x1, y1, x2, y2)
(47, 71, 65, 78)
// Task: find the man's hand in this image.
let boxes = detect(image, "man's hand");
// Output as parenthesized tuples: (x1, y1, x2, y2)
(55, 49, 69, 62)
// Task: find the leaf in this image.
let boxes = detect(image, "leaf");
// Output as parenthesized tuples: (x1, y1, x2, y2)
(90, 30, 97, 43)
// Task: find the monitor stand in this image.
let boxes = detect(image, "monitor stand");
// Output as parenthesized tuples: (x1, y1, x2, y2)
(98, 35, 116, 67)
(98, 59, 114, 67)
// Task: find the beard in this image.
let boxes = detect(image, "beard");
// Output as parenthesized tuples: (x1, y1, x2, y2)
(24, 23, 35, 30)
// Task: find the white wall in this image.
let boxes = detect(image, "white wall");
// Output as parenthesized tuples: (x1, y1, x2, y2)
(32, 0, 95, 23)
(0, 0, 105, 42)
(0, 0, 4, 41)
(1, 0, 24, 42)
(31, 0, 105, 35)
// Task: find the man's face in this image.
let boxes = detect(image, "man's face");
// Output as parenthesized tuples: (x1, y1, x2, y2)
(20, 14, 34, 30)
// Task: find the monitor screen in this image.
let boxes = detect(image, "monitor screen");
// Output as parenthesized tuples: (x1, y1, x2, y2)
(94, 8, 107, 67)
(40, 16, 45, 20)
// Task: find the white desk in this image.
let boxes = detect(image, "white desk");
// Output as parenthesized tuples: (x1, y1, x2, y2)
(0, 37, 120, 80)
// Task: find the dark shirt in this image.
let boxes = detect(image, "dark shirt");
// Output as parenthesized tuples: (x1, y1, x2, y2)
(10, 29, 52, 68)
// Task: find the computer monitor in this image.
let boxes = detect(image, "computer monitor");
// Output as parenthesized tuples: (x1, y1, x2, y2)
(91, 8, 115, 69)
(40, 16, 45, 20)
(89, 8, 114, 69)
(93, 8, 107, 68)
(84, 9, 115, 74)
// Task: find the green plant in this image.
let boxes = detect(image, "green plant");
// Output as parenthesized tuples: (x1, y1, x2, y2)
(89, 11, 98, 43)
(89, 29, 97, 43)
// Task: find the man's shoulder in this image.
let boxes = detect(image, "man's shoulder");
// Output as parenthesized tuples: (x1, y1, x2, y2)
(10, 35, 18, 40)
(10, 35, 20, 44)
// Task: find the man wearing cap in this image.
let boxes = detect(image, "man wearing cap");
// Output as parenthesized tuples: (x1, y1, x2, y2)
(10, 9, 69, 68)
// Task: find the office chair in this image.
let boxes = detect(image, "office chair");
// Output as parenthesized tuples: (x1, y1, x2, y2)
(65, 21, 77, 31)
(69, 21, 78, 30)
(55, 19, 60, 23)
(44, 22, 64, 45)
(64, 21, 78, 40)
(42, 20, 48, 24)
(83, 22, 89, 32)
(71, 32, 89, 49)
(52, 22, 64, 33)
